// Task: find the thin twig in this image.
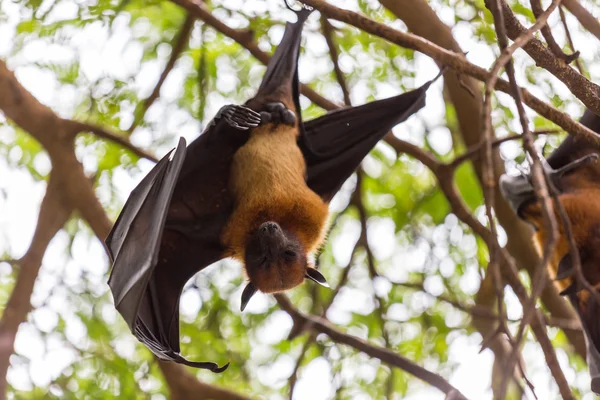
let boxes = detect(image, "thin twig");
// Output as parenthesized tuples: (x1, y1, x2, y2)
(562, 0, 600, 42)
(530, 0, 577, 61)
(496, 0, 600, 116)
(383, 132, 574, 400)
(174, 0, 600, 142)
(558, 5, 585, 75)
(450, 129, 560, 168)
(398, 281, 581, 332)
(275, 295, 469, 400)
(485, 0, 563, 397)
(66, 120, 158, 162)
(128, 14, 195, 134)
(321, 16, 351, 106)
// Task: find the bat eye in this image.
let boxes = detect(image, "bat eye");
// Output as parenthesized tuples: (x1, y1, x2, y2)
(283, 250, 297, 260)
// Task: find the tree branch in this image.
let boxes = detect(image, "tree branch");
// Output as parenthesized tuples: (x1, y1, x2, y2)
(298, 0, 600, 144)
(275, 295, 469, 400)
(170, 0, 339, 111)
(0, 176, 72, 398)
(157, 361, 249, 400)
(128, 13, 195, 134)
(495, 0, 600, 115)
(562, 0, 600, 42)
(0, 58, 245, 400)
(66, 120, 158, 162)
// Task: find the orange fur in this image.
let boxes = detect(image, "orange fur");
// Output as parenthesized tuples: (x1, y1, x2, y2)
(222, 122, 330, 292)
(524, 187, 600, 291)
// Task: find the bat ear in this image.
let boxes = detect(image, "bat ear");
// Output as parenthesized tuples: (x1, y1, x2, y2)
(555, 254, 574, 281)
(240, 282, 258, 312)
(305, 267, 330, 288)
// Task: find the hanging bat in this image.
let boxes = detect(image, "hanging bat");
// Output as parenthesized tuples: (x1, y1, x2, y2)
(105, 7, 440, 371)
(500, 109, 600, 395)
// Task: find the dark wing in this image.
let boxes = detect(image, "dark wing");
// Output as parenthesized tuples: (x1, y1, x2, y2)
(300, 79, 437, 202)
(106, 121, 244, 371)
(547, 109, 600, 170)
(107, 138, 227, 368)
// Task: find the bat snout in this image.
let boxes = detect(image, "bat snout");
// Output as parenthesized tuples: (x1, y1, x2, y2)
(259, 221, 282, 235)
(258, 222, 285, 248)
(499, 174, 536, 218)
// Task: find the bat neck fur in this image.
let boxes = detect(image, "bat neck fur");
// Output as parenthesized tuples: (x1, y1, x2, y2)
(527, 187, 600, 292)
(223, 122, 329, 263)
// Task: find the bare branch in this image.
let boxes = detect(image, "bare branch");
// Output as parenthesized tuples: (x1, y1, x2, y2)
(559, 5, 585, 75)
(170, 0, 339, 111)
(321, 16, 351, 106)
(0, 176, 72, 396)
(562, 0, 600, 42)
(496, 0, 600, 116)
(485, 0, 560, 391)
(275, 295, 469, 400)
(66, 120, 158, 162)
(128, 14, 195, 134)
(158, 361, 249, 400)
(383, 132, 575, 399)
(297, 0, 600, 143)
(530, 0, 577, 61)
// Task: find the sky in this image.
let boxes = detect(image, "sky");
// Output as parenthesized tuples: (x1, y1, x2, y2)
(1, 0, 600, 399)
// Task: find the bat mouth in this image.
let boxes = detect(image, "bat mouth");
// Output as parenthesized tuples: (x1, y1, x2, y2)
(499, 174, 536, 218)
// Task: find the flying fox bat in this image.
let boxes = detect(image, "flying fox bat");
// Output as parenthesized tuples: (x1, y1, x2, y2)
(105, 7, 440, 371)
(500, 109, 600, 395)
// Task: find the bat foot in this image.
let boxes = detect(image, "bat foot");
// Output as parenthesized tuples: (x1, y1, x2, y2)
(217, 105, 261, 131)
(260, 102, 296, 126)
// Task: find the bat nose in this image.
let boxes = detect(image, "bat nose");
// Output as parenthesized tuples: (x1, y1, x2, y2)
(260, 222, 281, 234)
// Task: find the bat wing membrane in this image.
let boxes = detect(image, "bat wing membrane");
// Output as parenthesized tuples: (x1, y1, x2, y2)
(301, 82, 434, 203)
(106, 137, 228, 371)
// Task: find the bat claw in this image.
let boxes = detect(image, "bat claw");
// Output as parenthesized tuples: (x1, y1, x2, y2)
(211, 361, 231, 373)
(217, 104, 262, 131)
(260, 102, 296, 126)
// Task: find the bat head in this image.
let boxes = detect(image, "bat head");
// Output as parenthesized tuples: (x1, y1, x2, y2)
(499, 153, 599, 225)
(240, 221, 329, 311)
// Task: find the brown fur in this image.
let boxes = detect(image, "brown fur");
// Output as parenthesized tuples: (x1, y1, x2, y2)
(523, 184, 600, 292)
(222, 122, 329, 293)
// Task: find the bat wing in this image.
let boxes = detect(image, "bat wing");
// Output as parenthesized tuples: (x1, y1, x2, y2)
(106, 137, 229, 371)
(568, 293, 600, 395)
(300, 78, 438, 202)
(547, 109, 600, 170)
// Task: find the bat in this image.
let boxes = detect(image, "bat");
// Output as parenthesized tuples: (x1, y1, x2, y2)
(500, 109, 600, 395)
(105, 6, 440, 371)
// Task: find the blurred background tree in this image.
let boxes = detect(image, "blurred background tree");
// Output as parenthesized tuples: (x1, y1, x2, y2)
(0, 0, 599, 399)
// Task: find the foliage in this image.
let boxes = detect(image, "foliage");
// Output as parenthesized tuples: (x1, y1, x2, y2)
(1, 0, 599, 399)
